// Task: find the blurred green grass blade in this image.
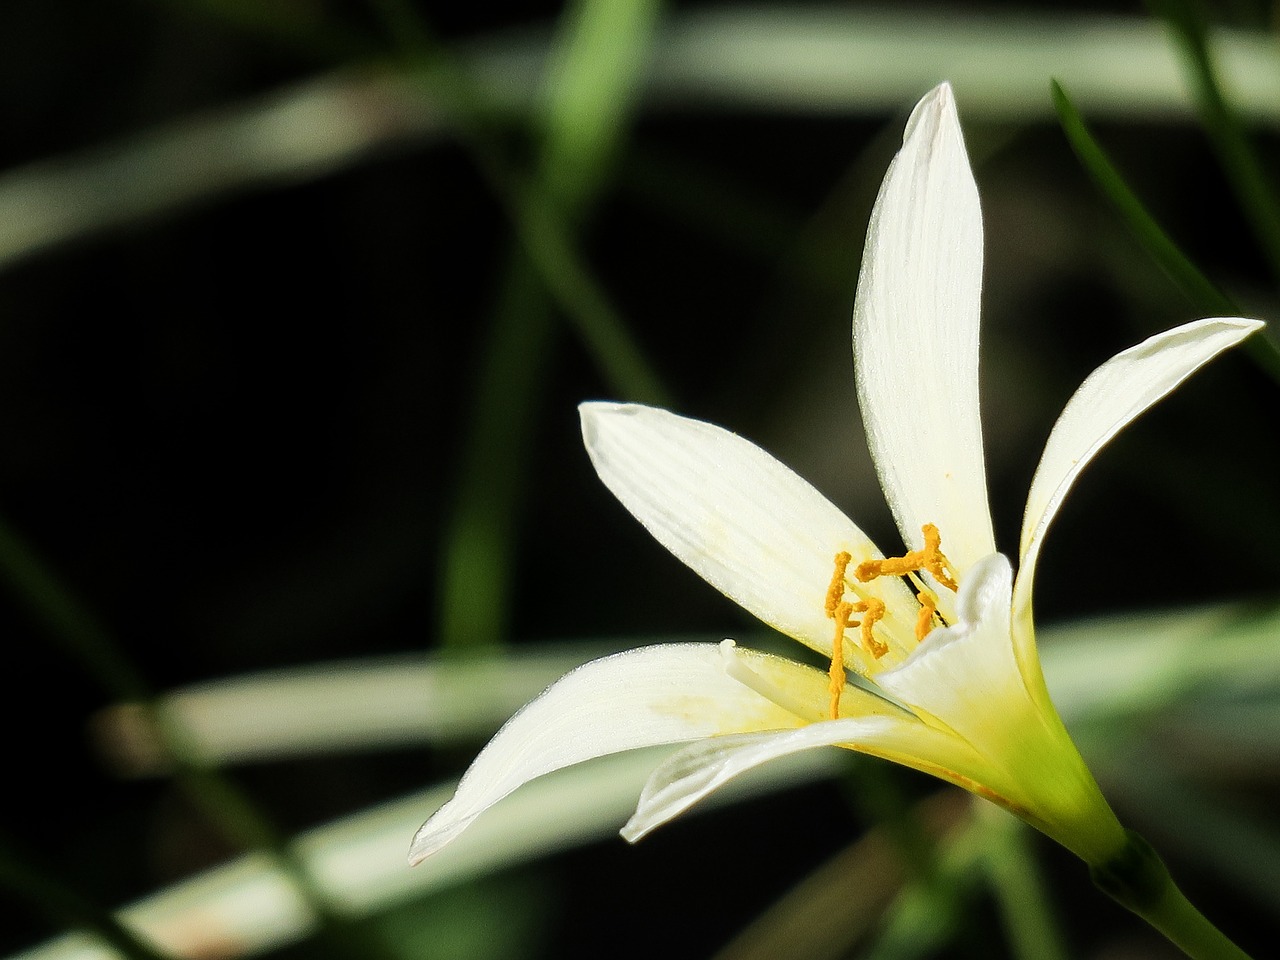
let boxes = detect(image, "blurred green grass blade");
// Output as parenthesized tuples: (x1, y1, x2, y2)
(1041, 601, 1280, 725)
(507, 185, 670, 403)
(977, 806, 1068, 960)
(858, 815, 988, 960)
(9, 12, 1280, 272)
(10, 749, 845, 960)
(838, 762, 967, 947)
(433, 257, 558, 656)
(435, 0, 666, 655)
(536, 0, 662, 205)
(709, 792, 968, 960)
(1051, 80, 1233, 315)
(94, 642, 622, 773)
(90, 602, 1280, 770)
(1052, 79, 1280, 382)
(0, 836, 174, 960)
(0, 514, 150, 700)
(371, 876, 549, 960)
(0, 518, 392, 959)
(1146, 0, 1280, 282)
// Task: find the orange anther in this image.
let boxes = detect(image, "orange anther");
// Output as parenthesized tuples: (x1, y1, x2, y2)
(825, 551, 852, 618)
(852, 597, 888, 658)
(855, 524, 957, 592)
(920, 524, 958, 591)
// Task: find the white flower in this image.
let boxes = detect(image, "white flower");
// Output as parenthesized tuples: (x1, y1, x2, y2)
(409, 83, 1262, 868)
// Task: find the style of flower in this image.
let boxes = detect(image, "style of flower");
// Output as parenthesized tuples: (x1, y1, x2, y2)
(409, 83, 1261, 868)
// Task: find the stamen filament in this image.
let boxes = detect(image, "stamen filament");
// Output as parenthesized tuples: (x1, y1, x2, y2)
(828, 601, 853, 719)
(914, 592, 937, 642)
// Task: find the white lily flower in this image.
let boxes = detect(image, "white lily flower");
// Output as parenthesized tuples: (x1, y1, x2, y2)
(410, 83, 1262, 868)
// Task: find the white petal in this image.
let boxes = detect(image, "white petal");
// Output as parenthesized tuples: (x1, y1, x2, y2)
(622, 713, 994, 842)
(408, 643, 804, 864)
(875, 553, 1030, 756)
(580, 402, 918, 662)
(1014, 317, 1264, 687)
(853, 82, 996, 575)
(621, 720, 889, 841)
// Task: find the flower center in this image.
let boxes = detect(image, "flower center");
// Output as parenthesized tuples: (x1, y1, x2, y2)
(824, 523, 959, 719)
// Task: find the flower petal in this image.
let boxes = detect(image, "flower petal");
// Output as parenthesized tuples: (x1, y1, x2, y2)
(623, 722, 876, 841)
(877, 552, 1125, 862)
(622, 715, 988, 842)
(875, 553, 1027, 754)
(853, 82, 996, 575)
(1013, 316, 1264, 699)
(580, 402, 918, 663)
(408, 643, 804, 864)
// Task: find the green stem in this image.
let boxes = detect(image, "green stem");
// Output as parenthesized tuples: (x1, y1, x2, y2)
(1091, 829, 1253, 960)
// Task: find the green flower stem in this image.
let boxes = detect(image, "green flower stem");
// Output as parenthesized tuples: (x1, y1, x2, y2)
(1091, 829, 1254, 960)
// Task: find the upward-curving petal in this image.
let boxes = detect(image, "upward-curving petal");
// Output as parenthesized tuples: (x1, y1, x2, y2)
(1012, 316, 1264, 704)
(874, 553, 1025, 755)
(853, 82, 995, 576)
(580, 402, 918, 663)
(407, 643, 806, 864)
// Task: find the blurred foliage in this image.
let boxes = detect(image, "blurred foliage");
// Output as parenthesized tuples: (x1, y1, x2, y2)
(0, 1, 1278, 959)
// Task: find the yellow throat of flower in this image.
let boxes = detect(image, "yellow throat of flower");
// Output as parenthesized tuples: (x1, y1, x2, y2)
(825, 523, 959, 719)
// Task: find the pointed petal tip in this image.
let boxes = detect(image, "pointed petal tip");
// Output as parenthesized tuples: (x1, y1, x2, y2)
(580, 400, 657, 459)
(579, 399, 652, 435)
(579, 399, 626, 416)
(618, 817, 649, 845)
(1216, 316, 1265, 334)
(904, 81, 961, 144)
(924, 81, 955, 106)
(407, 810, 476, 866)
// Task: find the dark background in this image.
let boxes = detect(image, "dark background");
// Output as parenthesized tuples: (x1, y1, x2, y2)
(1, 1, 1277, 958)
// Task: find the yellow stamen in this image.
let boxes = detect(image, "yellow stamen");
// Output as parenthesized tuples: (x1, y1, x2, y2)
(852, 597, 888, 658)
(824, 553, 892, 719)
(919, 523, 958, 591)
(827, 599, 854, 719)
(855, 523, 958, 592)
(914, 591, 937, 641)
(825, 551, 852, 618)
